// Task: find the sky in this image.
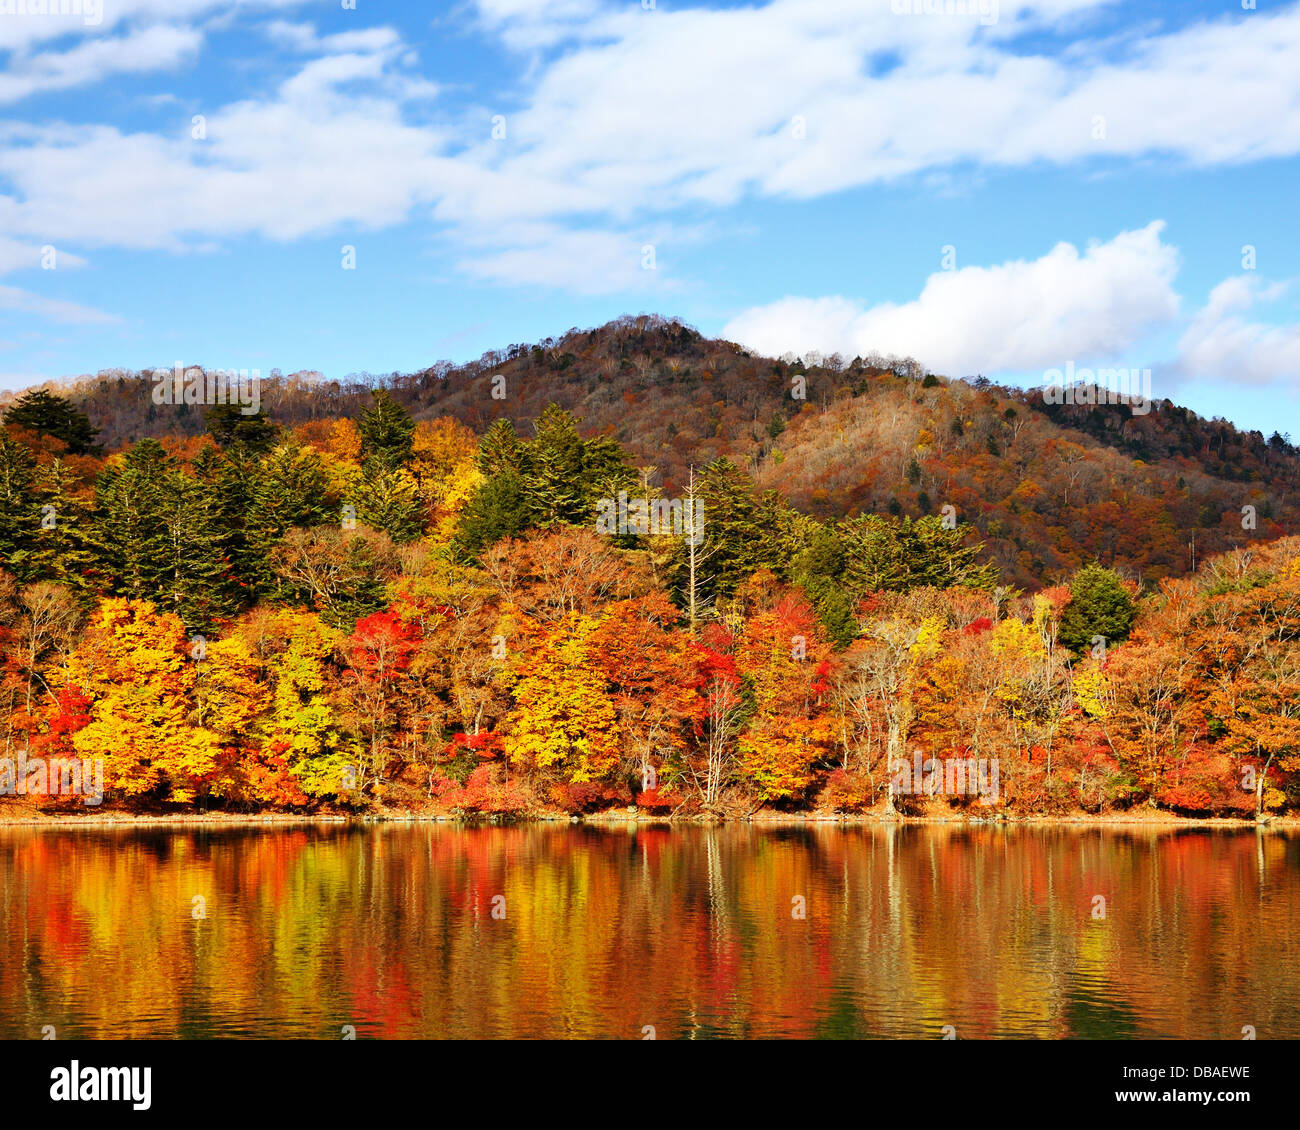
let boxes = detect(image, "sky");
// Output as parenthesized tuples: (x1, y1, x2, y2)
(1, 0, 1298, 438)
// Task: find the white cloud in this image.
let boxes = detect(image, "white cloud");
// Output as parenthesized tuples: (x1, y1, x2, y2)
(0, 44, 450, 248)
(463, 0, 1300, 223)
(1176, 276, 1300, 389)
(0, 0, 309, 53)
(455, 221, 683, 293)
(0, 25, 201, 104)
(0, 284, 117, 324)
(4, 0, 1300, 295)
(469, 0, 607, 51)
(0, 237, 85, 273)
(722, 221, 1179, 374)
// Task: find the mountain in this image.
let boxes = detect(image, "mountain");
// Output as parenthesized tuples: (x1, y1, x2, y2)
(4, 313, 1296, 590)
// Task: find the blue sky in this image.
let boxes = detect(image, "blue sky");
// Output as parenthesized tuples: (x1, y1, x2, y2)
(1, 0, 1298, 438)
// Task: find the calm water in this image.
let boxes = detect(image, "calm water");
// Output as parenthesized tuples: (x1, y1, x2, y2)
(0, 824, 1295, 1039)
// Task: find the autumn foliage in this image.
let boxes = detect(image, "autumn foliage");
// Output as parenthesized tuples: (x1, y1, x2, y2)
(1, 373, 1297, 820)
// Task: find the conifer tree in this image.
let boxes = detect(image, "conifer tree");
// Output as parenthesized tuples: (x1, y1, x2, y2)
(91, 439, 173, 601)
(3, 389, 100, 455)
(17, 459, 99, 592)
(358, 389, 415, 468)
(356, 461, 423, 543)
(1059, 563, 1137, 654)
(0, 429, 39, 573)
(477, 418, 526, 476)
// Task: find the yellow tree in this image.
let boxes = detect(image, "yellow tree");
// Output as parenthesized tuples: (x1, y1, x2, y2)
(68, 598, 219, 803)
(193, 632, 289, 806)
(410, 417, 482, 545)
(504, 613, 620, 785)
(246, 609, 357, 799)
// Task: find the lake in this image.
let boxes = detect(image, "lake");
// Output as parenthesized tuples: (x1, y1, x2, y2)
(0, 823, 1295, 1039)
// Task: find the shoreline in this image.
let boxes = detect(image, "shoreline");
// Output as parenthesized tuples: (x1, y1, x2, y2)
(0, 808, 1294, 830)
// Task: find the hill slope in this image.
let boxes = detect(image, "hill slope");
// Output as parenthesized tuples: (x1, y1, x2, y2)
(5, 313, 1296, 590)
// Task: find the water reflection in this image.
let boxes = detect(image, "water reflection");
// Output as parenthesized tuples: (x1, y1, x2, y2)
(0, 824, 1294, 1039)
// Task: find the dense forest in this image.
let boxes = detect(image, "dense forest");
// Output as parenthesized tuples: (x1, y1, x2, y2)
(1, 316, 1297, 819)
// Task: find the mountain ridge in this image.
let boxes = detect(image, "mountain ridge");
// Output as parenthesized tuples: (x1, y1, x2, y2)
(4, 313, 1295, 590)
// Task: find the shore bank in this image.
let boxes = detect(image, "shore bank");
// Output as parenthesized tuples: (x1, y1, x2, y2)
(0, 807, 1295, 830)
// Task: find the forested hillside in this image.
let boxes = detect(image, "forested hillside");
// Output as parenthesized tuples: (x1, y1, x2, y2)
(5, 314, 1295, 591)
(1, 317, 1297, 820)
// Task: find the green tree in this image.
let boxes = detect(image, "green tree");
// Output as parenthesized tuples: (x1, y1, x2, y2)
(356, 462, 423, 543)
(0, 429, 39, 571)
(205, 403, 279, 454)
(92, 440, 235, 629)
(524, 404, 588, 526)
(91, 439, 173, 601)
(358, 389, 415, 468)
(2, 390, 100, 454)
(688, 458, 782, 606)
(245, 443, 334, 594)
(787, 519, 857, 647)
(455, 471, 528, 559)
(477, 419, 525, 476)
(840, 514, 997, 596)
(14, 459, 99, 591)
(1058, 562, 1137, 654)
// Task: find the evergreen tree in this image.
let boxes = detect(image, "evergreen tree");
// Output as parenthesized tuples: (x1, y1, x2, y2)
(92, 440, 234, 629)
(91, 439, 173, 601)
(579, 433, 638, 509)
(1059, 563, 1138, 654)
(15, 459, 99, 592)
(155, 471, 241, 630)
(356, 462, 423, 543)
(196, 443, 261, 601)
(358, 389, 415, 468)
(525, 404, 587, 526)
(455, 471, 528, 559)
(246, 443, 334, 593)
(787, 520, 857, 647)
(478, 419, 526, 476)
(840, 514, 997, 596)
(0, 429, 39, 572)
(2, 389, 100, 454)
(693, 458, 781, 606)
(204, 403, 279, 454)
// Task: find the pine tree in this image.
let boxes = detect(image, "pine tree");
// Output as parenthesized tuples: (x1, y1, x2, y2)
(455, 471, 528, 559)
(155, 471, 239, 631)
(840, 514, 997, 596)
(91, 441, 235, 629)
(245, 443, 334, 594)
(204, 403, 279, 454)
(693, 458, 778, 605)
(356, 461, 423, 543)
(0, 429, 39, 573)
(15, 459, 99, 592)
(477, 419, 525, 476)
(2, 389, 100, 454)
(787, 519, 857, 646)
(1059, 563, 1137, 654)
(91, 439, 173, 601)
(525, 404, 586, 526)
(358, 389, 415, 468)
